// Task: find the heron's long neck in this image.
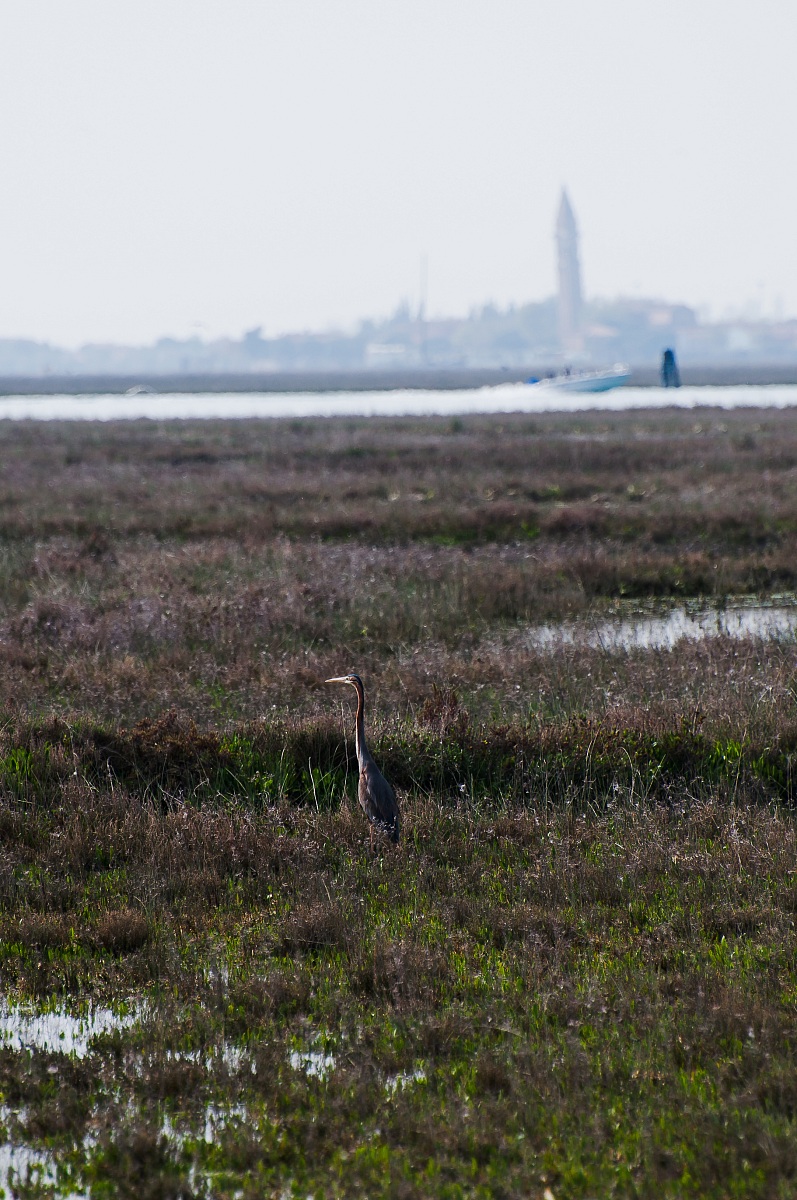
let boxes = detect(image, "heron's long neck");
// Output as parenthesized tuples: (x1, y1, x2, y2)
(353, 681, 368, 766)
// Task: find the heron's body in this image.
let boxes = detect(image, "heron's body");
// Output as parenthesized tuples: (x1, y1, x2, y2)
(325, 673, 400, 847)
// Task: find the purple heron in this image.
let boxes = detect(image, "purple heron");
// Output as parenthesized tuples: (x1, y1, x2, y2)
(325, 673, 400, 850)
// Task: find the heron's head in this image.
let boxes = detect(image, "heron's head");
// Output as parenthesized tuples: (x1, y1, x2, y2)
(324, 673, 363, 691)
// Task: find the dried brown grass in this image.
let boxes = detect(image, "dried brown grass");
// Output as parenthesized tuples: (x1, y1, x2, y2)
(0, 407, 794, 737)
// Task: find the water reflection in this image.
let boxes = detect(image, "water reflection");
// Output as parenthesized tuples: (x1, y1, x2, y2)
(0, 1138, 64, 1199)
(0, 1002, 139, 1057)
(530, 598, 797, 653)
(289, 1048, 336, 1079)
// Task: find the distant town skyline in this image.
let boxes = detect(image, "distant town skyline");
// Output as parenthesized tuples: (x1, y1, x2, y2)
(1, 176, 796, 373)
(0, 2, 795, 346)
(3, 289, 797, 376)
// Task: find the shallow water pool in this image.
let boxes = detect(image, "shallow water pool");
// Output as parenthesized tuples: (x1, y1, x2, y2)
(529, 596, 797, 653)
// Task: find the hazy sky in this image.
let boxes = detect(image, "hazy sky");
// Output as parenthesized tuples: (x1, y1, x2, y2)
(0, 1, 795, 345)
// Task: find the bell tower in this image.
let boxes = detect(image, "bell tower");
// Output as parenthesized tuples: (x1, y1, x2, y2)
(556, 189, 584, 353)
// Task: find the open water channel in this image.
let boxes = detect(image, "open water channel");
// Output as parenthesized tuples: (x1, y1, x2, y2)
(0, 382, 797, 420)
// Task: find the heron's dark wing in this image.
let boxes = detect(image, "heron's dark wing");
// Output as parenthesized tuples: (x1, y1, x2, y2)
(359, 762, 400, 843)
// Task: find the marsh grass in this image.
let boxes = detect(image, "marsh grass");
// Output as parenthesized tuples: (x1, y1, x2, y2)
(2, 409, 797, 1195)
(3, 779, 797, 1196)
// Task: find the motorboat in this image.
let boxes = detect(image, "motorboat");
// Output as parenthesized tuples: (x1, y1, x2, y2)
(527, 363, 631, 393)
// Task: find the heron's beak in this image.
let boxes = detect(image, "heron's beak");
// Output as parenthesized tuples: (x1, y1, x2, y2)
(324, 676, 350, 685)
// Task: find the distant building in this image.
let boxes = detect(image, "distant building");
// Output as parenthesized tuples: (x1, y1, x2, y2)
(556, 189, 584, 354)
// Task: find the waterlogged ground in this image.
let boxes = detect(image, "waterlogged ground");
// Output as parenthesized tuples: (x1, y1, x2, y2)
(4, 789, 797, 1198)
(1, 409, 797, 1196)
